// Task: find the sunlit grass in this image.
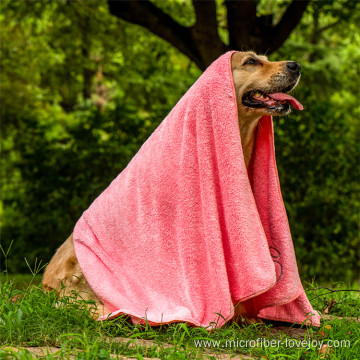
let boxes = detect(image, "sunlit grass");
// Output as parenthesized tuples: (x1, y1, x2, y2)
(0, 273, 359, 359)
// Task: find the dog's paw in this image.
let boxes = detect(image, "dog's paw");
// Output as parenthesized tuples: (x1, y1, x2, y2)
(235, 314, 264, 326)
(233, 301, 263, 325)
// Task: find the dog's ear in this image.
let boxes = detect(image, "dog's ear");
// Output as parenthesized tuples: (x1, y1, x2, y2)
(231, 52, 246, 70)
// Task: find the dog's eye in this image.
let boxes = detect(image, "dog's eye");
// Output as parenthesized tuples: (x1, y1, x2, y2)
(244, 58, 259, 65)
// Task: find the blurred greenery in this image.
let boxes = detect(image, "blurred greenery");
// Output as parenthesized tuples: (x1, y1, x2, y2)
(0, 274, 42, 290)
(0, 0, 359, 283)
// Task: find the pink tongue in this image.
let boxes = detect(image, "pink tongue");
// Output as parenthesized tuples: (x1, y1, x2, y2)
(268, 92, 303, 110)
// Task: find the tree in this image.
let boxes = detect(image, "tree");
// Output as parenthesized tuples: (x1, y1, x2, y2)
(0, 0, 359, 281)
(0, 0, 199, 273)
(107, 0, 310, 70)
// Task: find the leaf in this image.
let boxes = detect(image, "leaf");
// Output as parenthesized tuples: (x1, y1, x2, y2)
(324, 300, 336, 314)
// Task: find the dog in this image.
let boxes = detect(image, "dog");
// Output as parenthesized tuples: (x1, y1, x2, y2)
(42, 51, 302, 324)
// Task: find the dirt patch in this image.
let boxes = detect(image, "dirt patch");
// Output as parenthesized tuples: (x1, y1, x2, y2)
(2, 346, 61, 357)
(1, 346, 160, 359)
(321, 314, 359, 322)
(109, 337, 257, 359)
(2, 345, 256, 359)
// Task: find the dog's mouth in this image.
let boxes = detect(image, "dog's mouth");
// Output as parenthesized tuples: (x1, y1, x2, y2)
(242, 86, 303, 112)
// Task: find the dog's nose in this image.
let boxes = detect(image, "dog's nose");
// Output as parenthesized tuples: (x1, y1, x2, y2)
(286, 61, 301, 73)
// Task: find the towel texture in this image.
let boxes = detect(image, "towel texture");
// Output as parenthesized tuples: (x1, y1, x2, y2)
(73, 51, 320, 328)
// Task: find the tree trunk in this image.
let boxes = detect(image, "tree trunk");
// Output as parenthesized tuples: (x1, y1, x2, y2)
(107, 0, 311, 70)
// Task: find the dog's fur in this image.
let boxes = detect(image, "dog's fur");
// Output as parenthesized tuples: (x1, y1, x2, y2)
(42, 51, 301, 324)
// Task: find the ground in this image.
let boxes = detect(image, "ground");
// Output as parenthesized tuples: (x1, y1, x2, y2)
(0, 275, 359, 359)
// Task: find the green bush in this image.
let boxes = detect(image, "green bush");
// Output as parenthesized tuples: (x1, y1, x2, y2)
(0, 0, 359, 282)
(0, 103, 167, 273)
(275, 95, 359, 282)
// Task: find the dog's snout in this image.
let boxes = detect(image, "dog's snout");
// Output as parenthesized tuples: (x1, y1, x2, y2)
(286, 61, 301, 74)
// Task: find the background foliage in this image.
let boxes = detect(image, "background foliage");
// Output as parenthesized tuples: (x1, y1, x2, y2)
(0, 0, 359, 283)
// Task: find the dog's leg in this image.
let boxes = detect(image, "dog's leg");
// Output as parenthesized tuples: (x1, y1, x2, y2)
(42, 234, 111, 317)
(233, 300, 263, 325)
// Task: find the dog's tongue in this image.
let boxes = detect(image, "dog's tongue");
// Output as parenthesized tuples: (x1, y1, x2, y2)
(268, 93, 303, 110)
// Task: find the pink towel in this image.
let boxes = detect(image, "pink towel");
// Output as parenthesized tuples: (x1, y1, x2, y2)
(73, 51, 320, 328)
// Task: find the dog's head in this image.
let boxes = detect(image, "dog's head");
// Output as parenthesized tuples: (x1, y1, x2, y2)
(231, 51, 303, 117)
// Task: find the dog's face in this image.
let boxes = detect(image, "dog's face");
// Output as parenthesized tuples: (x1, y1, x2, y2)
(231, 51, 302, 117)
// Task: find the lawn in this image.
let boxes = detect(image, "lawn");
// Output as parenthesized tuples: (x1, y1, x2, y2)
(0, 274, 359, 359)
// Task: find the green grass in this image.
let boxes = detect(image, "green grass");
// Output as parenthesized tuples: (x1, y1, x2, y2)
(0, 274, 359, 359)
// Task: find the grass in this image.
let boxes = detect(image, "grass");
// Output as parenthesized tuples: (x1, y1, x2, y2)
(0, 276, 359, 359)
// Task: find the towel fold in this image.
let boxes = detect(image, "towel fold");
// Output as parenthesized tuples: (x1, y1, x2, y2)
(73, 51, 320, 328)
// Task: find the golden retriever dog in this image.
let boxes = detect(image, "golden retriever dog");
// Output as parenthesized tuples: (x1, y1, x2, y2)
(42, 51, 302, 324)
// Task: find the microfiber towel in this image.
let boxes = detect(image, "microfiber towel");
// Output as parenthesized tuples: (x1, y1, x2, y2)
(73, 51, 320, 328)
